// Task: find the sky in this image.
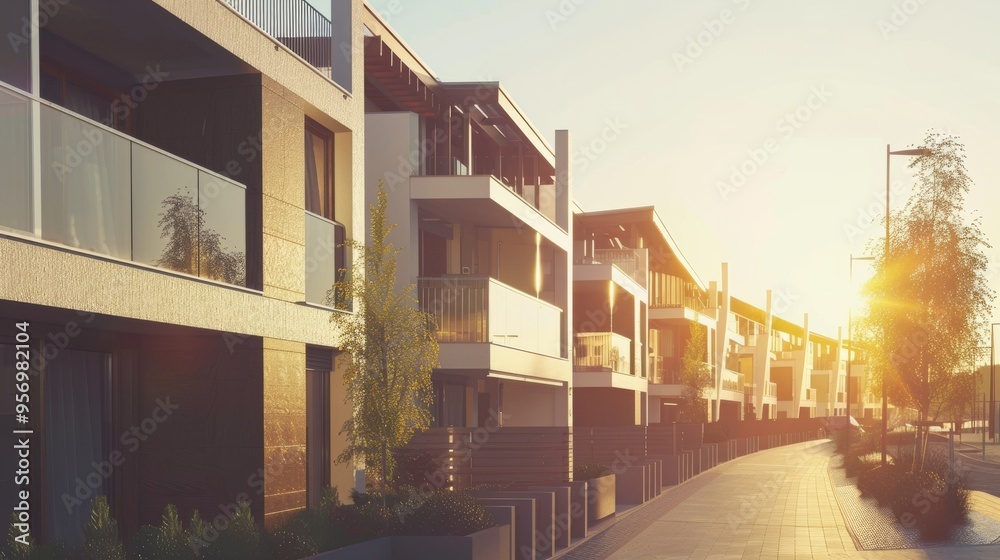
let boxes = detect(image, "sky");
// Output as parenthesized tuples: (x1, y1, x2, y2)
(321, 0, 1000, 346)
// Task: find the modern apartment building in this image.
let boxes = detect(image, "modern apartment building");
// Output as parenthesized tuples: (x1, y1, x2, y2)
(572, 208, 649, 426)
(0, 0, 364, 542)
(362, 5, 573, 428)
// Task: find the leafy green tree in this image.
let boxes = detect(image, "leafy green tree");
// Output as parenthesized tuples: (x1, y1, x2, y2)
(331, 181, 439, 502)
(679, 323, 713, 423)
(858, 131, 994, 469)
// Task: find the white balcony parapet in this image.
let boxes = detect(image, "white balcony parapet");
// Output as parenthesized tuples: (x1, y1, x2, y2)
(418, 276, 563, 358)
(574, 332, 632, 374)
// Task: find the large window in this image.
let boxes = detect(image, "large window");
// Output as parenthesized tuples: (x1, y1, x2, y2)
(0, 0, 30, 91)
(305, 119, 334, 220)
(433, 381, 467, 428)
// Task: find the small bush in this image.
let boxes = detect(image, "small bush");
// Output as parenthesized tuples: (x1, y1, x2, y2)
(200, 501, 263, 560)
(82, 496, 126, 560)
(857, 465, 900, 506)
(399, 491, 495, 537)
(393, 451, 445, 490)
(890, 471, 945, 518)
(574, 464, 612, 481)
(844, 452, 881, 478)
(916, 484, 970, 541)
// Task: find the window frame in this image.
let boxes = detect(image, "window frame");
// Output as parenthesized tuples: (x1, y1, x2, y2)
(304, 118, 335, 221)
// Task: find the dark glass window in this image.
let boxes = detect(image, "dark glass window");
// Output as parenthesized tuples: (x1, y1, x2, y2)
(305, 119, 334, 220)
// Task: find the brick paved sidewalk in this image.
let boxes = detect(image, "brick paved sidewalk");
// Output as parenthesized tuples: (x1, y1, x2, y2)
(557, 440, 1000, 560)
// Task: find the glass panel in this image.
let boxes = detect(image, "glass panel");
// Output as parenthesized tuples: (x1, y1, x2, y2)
(0, 87, 31, 233)
(0, 0, 30, 91)
(132, 143, 199, 275)
(198, 171, 247, 286)
(64, 81, 113, 128)
(39, 103, 131, 258)
(305, 212, 338, 305)
(304, 127, 331, 218)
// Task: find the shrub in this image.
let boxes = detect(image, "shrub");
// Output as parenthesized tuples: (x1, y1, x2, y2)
(574, 464, 612, 481)
(5, 513, 32, 560)
(916, 484, 970, 541)
(857, 465, 900, 506)
(890, 471, 945, 518)
(399, 491, 495, 537)
(262, 530, 318, 560)
(127, 505, 193, 560)
(329, 502, 397, 547)
(844, 452, 881, 478)
(199, 501, 263, 560)
(277, 486, 343, 554)
(393, 451, 445, 490)
(82, 496, 126, 560)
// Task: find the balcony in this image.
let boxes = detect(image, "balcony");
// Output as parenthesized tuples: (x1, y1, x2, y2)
(304, 212, 347, 306)
(649, 273, 708, 311)
(418, 276, 563, 358)
(765, 382, 778, 398)
(574, 332, 633, 375)
(0, 84, 247, 287)
(649, 355, 682, 385)
(576, 248, 648, 290)
(805, 388, 817, 402)
(222, 0, 348, 90)
(721, 370, 745, 394)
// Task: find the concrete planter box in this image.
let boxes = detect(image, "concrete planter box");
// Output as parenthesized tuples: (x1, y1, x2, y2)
(471, 491, 554, 558)
(567, 481, 588, 539)
(474, 497, 535, 560)
(525, 485, 572, 552)
(308, 524, 512, 560)
(615, 464, 647, 506)
(586, 474, 616, 526)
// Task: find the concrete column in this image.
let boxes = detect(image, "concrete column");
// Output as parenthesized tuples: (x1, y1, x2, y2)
(754, 290, 773, 420)
(555, 130, 571, 231)
(554, 130, 573, 427)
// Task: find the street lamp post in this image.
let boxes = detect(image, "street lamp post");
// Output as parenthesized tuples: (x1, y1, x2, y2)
(882, 144, 932, 467)
(848, 255, 875, 453)
(991, 323, 1000, 442)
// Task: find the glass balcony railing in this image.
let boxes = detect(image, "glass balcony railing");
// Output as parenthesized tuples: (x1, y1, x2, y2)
(649, 355, 683, 385)
(418, 276, 563, 358)
(0, 83, 247, 286)
(574, 332, 633, 375)
(305, 212, 347, 307)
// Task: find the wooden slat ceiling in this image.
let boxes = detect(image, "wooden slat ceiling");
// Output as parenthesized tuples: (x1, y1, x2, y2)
(364, 35, 441, 117)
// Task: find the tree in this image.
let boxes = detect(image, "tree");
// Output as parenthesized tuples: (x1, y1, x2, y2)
(156, 189, 246, 286)
(679, 323, 713, 423)
(858, 131, 994, 469)
(331, 181, 438, 502)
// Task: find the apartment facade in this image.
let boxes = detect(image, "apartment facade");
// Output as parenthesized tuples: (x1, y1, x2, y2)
(572, 209, 649, 426)
(362, 6, 573, 429)
(0, 0, 363, 542)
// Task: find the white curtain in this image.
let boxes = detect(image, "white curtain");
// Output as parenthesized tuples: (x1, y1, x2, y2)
(44, 349, 108, 547)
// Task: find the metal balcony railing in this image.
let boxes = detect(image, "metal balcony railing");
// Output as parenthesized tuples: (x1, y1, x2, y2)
(223, 0, 335, 75)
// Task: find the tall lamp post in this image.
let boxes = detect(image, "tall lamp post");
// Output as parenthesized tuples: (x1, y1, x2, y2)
(847, 254, 875, 453)
(882, 145, 933, 467)
(991, 323, 1000, 441)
